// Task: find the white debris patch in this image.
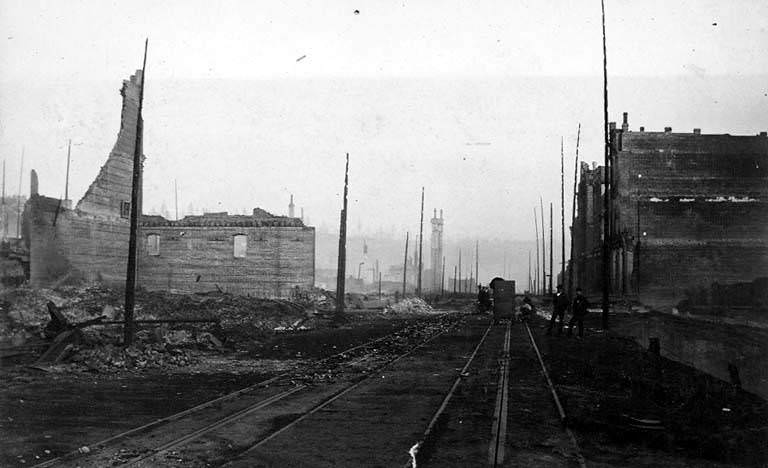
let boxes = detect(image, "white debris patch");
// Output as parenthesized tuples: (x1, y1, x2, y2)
(706, 196, 759, 203)
(384, 298, 435, 315)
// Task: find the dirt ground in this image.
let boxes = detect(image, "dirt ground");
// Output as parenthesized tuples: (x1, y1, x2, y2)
(1, 288, 767, 467)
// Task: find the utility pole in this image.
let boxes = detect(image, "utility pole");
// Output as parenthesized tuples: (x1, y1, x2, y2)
(475, 240, 479, 288)
(417, 187, 424, 297)
(441, 255, 445, 296)
(568, 124, 581, 296)
(402, 231, 409, 298)
(528, 250, 532, 293)
(2, 159, 6, 240)
(534, 207, 540, 295)
(458, 249, 462, 295)
(601, 0, 611, 330)
(174, 179, 178, 220)
(453, 265, 457, 295)
(549, 202, 553, 293)
(124, 39, 148, 346)
(16, 149, 23, 238)
(378, 272, 382, 300)
(335, 153, 350, 319)
(540, 197, 546, 294)
(65, 139, 71, 201)
(561, 137, 566, 285)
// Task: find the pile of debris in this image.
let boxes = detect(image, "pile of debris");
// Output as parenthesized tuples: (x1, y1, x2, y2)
(384, 298, 435, 315)
(68, 342, 196, 372)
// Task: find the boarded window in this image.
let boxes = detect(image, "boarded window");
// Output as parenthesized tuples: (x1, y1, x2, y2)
(233, 235, 247, 258)
(147, 234, 160, 256)
(120, 201, 131, 219)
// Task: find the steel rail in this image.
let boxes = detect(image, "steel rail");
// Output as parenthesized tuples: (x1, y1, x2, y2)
(32, 315, 450, 468)
(405, 320, 495, 468)
(524, 322, 588, 468)
(230, 322, 461, 465)
(488, 321, 511, 466)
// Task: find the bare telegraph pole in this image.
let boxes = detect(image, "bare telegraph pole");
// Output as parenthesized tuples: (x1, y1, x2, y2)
(402, 231, 409, 298)
(174, 179, 178, 220)
(65, 140, 71, 201)
(561, 137, 566, 284)
(453, 265, 457, 295)
(441, 255, 445, 296)
(335, 153, 350, 318)
(568, 124, 581, 296)
(549, 202, 553, 293)
(475, 240, 479, 288)
(540, 197, 546, 294)
(533, 207, 540, 295)
(458, 249, 462, 295)
(417, 187, 424, 297)
(124, 39, 149, 346)
(16, 149, 23, 238)
(601, 0, 611, 329)
(2, 159, 6, 240)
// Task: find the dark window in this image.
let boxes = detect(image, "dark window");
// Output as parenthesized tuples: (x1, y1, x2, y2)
(120, 201, 131, 219)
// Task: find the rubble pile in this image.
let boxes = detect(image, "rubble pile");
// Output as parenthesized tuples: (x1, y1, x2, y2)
(384, 298, 435, 315)
(69, 343, 196, 372)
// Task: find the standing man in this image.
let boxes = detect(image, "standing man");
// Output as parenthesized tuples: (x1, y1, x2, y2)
(546, 284, 569, 336)
(567, 287, 590, 338)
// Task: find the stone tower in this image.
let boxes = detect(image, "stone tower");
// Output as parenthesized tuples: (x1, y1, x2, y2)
(430, 209, 444, 291)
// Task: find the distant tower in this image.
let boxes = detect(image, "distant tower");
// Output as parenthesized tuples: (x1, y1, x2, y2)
(288, 194, 295, 218)
(430, 209, 444, 291)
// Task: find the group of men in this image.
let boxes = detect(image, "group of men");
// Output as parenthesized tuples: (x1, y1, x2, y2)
(546, 284, 590, 338)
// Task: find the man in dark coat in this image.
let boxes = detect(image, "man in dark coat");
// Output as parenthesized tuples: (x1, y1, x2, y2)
(546, 284, 569, 335)
(567, 287, 590, 338)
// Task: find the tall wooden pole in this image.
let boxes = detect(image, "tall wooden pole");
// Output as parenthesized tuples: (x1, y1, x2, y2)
(549, 202, 554, 292)
(475, 240, 479, 288)
(16, 149, 23, 238)
(533, 207, 540, 295)
(458, 249, 462, 295)
(441, 255, 446, 296)
(335, 153, 350, 317)
(123, 39, 148, 346)
(2, 159, 6, 240)
(528, 250, 532, 292)
(174, 179, 178, 220)
(65, 139, 71, 201)
(417, 187, 424, 297)
(378, 271, 382, 300)
(453, 265, 457, 295)
(561, 137, 566, 285)
(601, 0, 611, 329)
(402, 231, 409, 298)
(540, 197, 546, 294)
(568, 124, 581, 296)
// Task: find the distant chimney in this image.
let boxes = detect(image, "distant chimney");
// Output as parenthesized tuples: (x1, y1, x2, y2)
(288, 194, 295, 218)
(30, 169, 38, 196)
(622, 112, 629, 131)
(440, 209, 443, 219)
(664, 127, 672, 133)
(639, 126, 645, 132)
(301, 207, 304, 221)
(433, 208, 437, 218)
(693, 128, 701, 135)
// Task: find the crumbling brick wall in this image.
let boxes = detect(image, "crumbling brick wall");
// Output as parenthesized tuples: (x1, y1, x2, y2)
(139, 217, 315, 297)
(569, 115, 768, 308)
(23, 71, 315, 296)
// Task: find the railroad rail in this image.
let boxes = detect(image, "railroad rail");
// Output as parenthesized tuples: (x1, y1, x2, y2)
(33, 314, 455, 468)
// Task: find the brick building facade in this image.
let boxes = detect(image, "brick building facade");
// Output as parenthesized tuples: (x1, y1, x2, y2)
(570, 113, 768, 307)
(22, 70, 315, 296)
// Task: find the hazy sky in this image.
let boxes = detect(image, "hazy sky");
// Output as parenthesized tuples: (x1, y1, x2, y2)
(1, 1, 767, 255)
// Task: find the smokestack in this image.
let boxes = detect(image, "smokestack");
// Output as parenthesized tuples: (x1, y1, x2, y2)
(440, 209, 443, 219)
(288, 194, 295, 218)
(622, 112, 628, 132)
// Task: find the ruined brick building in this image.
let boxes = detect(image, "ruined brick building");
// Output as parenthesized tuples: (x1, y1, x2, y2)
(570, 113, 768, 308)
(22, 71, 315, 296)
